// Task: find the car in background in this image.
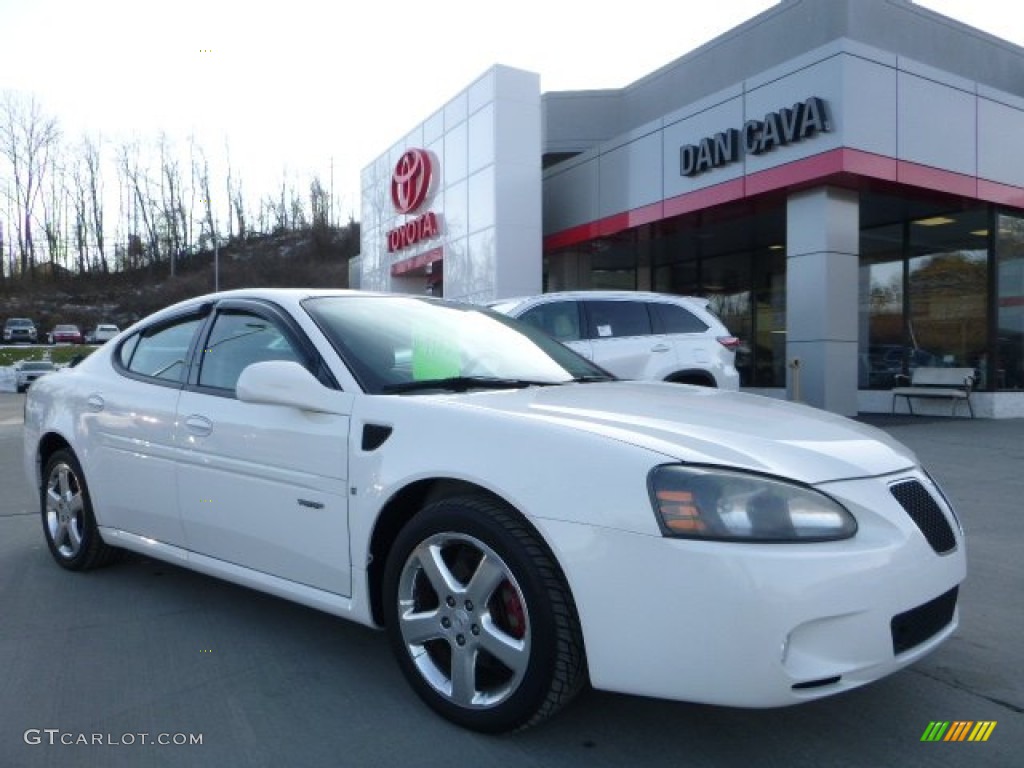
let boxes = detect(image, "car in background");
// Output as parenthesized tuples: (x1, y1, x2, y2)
(15, 360, 56, 392)
(50, 324, 84, 345)
(86, 324, 120, 344)
(22, 288, 965, 733)
(488, 291, 740, 389)
(3, 317, 38, 344)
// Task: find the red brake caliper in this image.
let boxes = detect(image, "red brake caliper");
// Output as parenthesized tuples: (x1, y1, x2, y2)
(499, 581, 527, 639)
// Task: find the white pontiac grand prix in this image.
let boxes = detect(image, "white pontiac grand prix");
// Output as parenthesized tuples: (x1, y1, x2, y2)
(23, 289, 966, 732)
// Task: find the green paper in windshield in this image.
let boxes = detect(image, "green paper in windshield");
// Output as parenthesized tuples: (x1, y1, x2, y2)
(412, 330, 461, 380)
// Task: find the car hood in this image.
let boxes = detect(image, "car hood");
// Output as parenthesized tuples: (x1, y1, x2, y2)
(445, 382, 916, 485)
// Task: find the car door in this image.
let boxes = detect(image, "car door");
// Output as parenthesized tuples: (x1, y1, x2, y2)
(648, 301, 713, 375)
(582, 299, 659, 379)
(174, 300, 353, 595)
(515, 300, 593, 360)
(86, 311, 207, 545)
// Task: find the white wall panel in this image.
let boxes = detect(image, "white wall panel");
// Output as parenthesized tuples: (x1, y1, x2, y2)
(598, 130, 662, 218)
(978, 98, 1024, 188)
(897, 71, 976, 175)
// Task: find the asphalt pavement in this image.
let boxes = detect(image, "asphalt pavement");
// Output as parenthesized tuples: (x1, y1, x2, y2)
(1, 393, 1021, 767)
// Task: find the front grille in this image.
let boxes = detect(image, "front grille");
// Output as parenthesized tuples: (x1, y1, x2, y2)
(889, 480, 956, 554)
(891, 586, 958, 655)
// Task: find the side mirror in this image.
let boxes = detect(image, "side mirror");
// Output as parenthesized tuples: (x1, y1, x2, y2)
(236, 360, 350, 415)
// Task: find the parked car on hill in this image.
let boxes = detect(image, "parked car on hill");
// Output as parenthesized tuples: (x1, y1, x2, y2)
(488, 291, 740, 389)
(86, 324, 120, 344)
(22, 288, 965, 732)
(50, 324, 84, 345)
(3, 317, 38, 344)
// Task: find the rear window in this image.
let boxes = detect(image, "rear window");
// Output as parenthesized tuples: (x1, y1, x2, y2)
(650, 303, 709, 334)
(585, 301, 651, 339)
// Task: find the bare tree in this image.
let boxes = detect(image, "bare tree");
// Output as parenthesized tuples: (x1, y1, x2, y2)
(82, 133, 108, 272)
(69, 154, 90, 274)
(40, 147, 70, 275)
(0, 91, 61, 278)
(225, 143, 246, 240)
(158, 132, 186, 276)
(117, 138, 162, 268)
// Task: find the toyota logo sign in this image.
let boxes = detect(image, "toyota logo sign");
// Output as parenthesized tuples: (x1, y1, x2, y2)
(391, 148, 434, 215)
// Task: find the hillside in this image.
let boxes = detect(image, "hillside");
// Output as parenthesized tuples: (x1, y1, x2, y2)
(0, 224, 358, 334)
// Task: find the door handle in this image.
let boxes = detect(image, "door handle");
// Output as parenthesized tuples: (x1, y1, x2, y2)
(86, 394, 104, 412)
(184, 414, 213, 437)
(651, 343, 671, 353)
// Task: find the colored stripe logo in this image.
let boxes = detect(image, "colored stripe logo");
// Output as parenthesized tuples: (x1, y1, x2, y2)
(921, 721, 997, 742)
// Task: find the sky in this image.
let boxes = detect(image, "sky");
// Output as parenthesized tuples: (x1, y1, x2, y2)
(1, 0, 1023, 223)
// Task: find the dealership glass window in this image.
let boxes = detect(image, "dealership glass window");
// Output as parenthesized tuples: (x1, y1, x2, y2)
(907, 210, 988, 378)
(859, 222, 905, 389)
(703, 252, 753, 385)
(590, 235, 639, 291)
(997, 212, 1024, 390)
(751, 248, 786, 388)
(860, 205, 993, 390)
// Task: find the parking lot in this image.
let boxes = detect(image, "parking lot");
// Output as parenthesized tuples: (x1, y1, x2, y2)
(1, 391, 1021, 767)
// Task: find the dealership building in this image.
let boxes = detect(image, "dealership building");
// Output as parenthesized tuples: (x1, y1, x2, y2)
(358, 0, 1024, 417)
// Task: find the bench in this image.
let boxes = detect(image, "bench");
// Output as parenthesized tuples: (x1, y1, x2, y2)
(891, 367, 976, 418)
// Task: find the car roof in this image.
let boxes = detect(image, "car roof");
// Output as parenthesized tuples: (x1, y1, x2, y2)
(118, 288, 423, 335)
(489, 291, 711, 308)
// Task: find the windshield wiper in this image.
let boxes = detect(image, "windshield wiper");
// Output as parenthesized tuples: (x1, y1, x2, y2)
(569, 374, 616, 383)
(382, 376, 561, 394)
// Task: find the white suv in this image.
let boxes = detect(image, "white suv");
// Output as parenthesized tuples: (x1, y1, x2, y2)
(489, 291, 740, 390)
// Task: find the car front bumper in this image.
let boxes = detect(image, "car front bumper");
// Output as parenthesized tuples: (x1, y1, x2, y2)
(535, 469, 966, 707)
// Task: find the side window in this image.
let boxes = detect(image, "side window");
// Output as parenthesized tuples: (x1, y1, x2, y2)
(124, 318, 203, 382)
(198, 311, 302, 392)
(586, 301, 652, 339)
(650, 303, 709, 334)
(518, 301, 582, 342)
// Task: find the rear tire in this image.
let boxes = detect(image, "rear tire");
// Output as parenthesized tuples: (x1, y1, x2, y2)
(383, 495, 585, 732)
(41, 449, 118, 571)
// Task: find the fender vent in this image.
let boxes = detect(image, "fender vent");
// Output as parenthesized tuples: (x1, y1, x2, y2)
(361, 424, 393, 451)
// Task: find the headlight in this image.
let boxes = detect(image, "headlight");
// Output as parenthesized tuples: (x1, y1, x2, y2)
(648, 465, 857, 542)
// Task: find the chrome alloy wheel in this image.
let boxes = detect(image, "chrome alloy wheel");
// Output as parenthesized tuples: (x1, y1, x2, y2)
(45, 460, 86, 560)
(396, 532, 531, 709)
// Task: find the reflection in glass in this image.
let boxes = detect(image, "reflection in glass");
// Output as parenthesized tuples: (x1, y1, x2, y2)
(908, 210, 988, 380)
(997, 213, 1024, 390)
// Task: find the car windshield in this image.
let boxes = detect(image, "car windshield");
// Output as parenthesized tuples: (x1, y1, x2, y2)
(22, 362, 54, 371)
(8, 319, 32, 327)
(303, 295, 611, 394)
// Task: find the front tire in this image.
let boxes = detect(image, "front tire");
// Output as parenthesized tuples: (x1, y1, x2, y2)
(41, 449, 117, 570)
(383, 495, 585, 732)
